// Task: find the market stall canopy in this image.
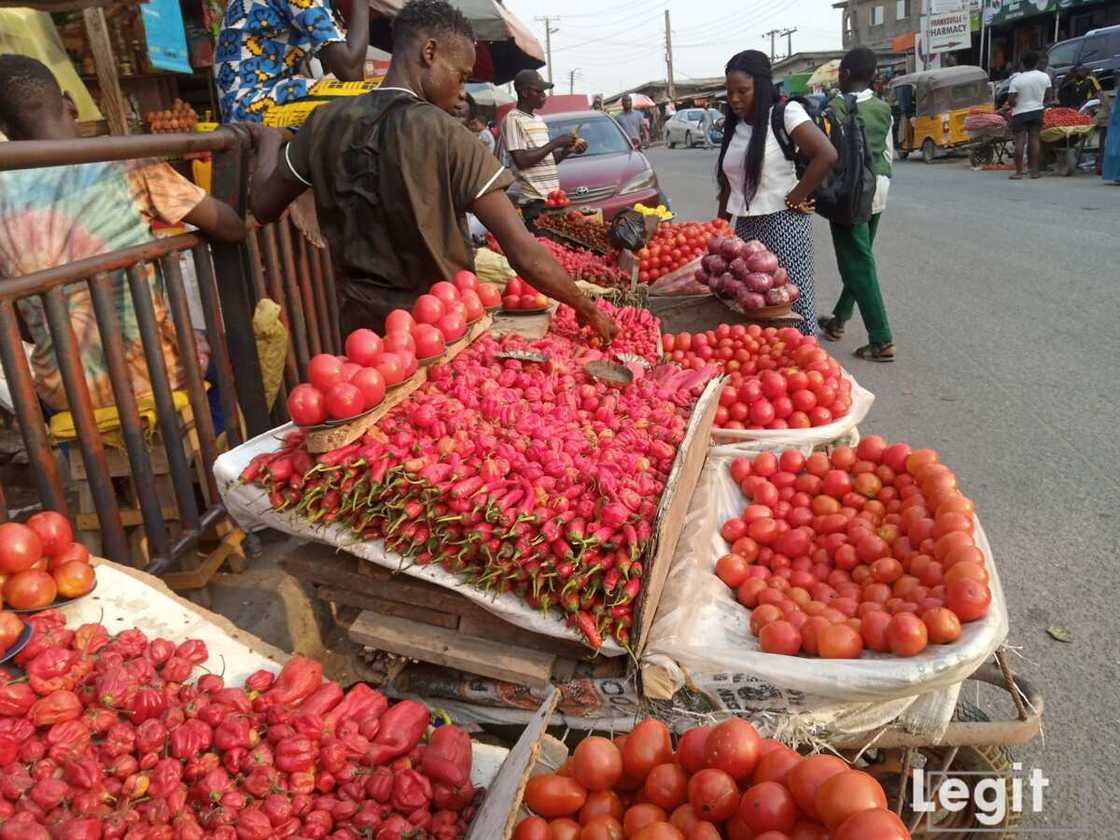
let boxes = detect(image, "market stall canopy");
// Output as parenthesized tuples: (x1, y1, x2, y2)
(0, 0, 134, 8)
(0, 7, 101, 121)
(467, 81, 515, 108)
(606, 93, 656, 112)
(807, 59, 841, 89)
(363, 0, 545, 85)
(892, 31, 917, 53)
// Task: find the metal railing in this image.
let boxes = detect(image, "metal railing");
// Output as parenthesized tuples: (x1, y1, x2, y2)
(0, 129, 341, 575)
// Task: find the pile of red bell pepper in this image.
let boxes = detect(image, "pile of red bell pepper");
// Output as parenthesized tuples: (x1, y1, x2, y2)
(0, 610, 479, 839)
(242, 315, 717, 650)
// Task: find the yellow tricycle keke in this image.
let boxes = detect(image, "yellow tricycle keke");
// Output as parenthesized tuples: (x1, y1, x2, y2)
(890, 66, 994, 163)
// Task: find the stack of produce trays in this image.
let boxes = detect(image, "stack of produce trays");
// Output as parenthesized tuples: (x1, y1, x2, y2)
(217, 304, 721, 654)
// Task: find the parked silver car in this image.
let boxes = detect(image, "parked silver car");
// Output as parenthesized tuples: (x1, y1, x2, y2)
(663, 108, 722, 148)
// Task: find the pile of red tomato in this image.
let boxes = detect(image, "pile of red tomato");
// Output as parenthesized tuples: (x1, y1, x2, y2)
(513, 717, 910, 840)
(546, 190, 571, 208)
(286, 274, 502, 427)
(637, 220, 732, 285)
(662, 326, 852, 431)
(502, 277, 550, 313)
(716, 437, 994, 660)
(0, 512, 95, 612)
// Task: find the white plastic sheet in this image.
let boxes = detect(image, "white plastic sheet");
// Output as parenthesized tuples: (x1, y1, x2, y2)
(213, 427, 626, 656)
(710, 371, 875, 448)
(642, 443, 1009, 738)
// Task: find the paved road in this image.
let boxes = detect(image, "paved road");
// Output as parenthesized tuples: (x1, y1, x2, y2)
(647, 146, 1120, 833)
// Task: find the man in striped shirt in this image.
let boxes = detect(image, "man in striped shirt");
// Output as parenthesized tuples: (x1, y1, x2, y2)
(501, 69, 584, 229)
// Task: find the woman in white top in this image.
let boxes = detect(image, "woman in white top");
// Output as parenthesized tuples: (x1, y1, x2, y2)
(716, 50, 837, 335)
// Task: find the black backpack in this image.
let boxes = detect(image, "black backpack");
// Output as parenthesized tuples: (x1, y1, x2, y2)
(771, 94, 876, 226)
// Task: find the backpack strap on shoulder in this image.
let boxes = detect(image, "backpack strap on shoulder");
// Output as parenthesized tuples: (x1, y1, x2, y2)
(771, 101, 797, 162)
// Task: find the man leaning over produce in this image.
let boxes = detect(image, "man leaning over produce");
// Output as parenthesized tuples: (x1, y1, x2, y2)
(248, 0, 615, 341)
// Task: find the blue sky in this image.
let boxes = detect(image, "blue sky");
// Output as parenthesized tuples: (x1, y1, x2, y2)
(505, 0, 845, 97)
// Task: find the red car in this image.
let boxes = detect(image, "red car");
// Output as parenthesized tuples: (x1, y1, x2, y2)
(502, 109, 667, 220)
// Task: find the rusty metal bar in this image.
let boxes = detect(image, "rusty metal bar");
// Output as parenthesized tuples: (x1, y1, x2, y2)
(0, 302, 68, 515)
(41, 286, 130, 562)
(0, 234, 202, 303)
(0, 131, 237, 172)
(125, 265, 202, 533)
(245, 230, 269, 303)
(87, 273, 172, 565)
(191, 246, 243, 449)
(209, 240, 272, 438)
(160, 256, 220, 502)
(320, 246, 342, 353)
(306, 239, 334, 354)
(293, 225, 323, 357)
(148, 504, 227, 577)
(259, 225, 300, 391)
(276, 220, 311, 376)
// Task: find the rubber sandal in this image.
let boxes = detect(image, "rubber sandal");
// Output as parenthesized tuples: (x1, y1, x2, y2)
(1009, 173, 1024, 180)
(854, 342, 896, 363)
(817, 316, 845, 342)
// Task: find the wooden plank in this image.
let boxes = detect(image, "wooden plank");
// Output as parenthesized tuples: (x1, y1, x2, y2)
(162, 527, 245, 590)
(465, 688, 560, 840)
(457, 615, 591, 661)
(633, 376, 722, 655)
(316, 586, 459, 630)
(348, 611, 556, 689)
(77, 506, 179, 530)
(305, 313, 492, 453)
(82, 8, 129, 136)
(281, 553, 486, 618)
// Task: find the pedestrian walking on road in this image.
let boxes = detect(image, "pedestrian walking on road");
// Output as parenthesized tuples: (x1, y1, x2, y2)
(716, 50, 837, 336)
(819, 48, 896, 363)
(1004, 51, 1050, 180)
(615, 95, 644, 147)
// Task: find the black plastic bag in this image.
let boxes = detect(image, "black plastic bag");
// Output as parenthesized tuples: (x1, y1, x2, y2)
(608, 210, 648, 252)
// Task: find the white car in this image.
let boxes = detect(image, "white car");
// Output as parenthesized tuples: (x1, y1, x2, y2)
(664, 108, 722, 148)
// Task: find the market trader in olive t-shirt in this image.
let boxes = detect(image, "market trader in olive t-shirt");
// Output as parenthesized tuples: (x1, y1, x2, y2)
(248, 0, 616, 341)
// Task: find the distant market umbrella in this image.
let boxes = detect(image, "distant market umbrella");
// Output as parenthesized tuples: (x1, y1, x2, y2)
(466, 82, 515, 108)
(364, 0, 546, 85)
(807, 59, 841, 89)
(607, 93, 656, 113)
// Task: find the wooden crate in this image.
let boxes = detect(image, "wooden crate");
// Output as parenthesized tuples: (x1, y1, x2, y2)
(281, 544, 591, 690)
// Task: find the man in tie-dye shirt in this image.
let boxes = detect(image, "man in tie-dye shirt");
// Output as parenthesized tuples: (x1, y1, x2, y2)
(215, 0, 369, 123)
(0, 55, 246, 412)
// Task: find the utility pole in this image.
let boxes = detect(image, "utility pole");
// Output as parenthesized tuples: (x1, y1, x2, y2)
(781, 27, 798, 60)
(761, 29, 780, 62)
(664, 9, 675, 100)
(568, 68, 580, 95)
(534, 16, 560, 83)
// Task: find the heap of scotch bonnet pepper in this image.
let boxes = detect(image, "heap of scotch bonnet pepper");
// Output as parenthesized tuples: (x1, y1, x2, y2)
(242, 304, 717, 650)
(0, 610, 480, 840)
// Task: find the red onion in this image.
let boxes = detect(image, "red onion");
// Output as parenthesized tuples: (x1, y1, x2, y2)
(701, 254, 727, 275)
(745, 272, 771, 294)
(738, 290, 766, 310)
(747, 251, 779, 274)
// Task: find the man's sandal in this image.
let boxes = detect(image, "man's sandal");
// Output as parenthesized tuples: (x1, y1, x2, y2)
(817, 316, 845, 342)
(854, 342, 896, 363)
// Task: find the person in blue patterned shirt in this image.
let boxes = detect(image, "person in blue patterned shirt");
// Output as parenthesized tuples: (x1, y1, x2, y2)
(215, 0, 369, 123)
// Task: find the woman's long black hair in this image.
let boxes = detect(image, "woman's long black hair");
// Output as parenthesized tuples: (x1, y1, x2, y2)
(716, 50, 777, 211)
